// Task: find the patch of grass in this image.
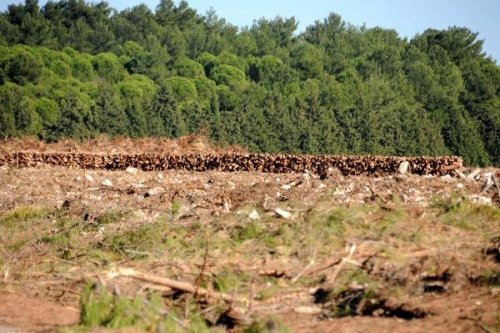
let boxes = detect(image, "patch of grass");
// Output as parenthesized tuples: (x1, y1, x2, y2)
(324, 210, 347, 237)
(0, 206, 51, 230)
(432, 197, 500, 232)
(244, 317, 290, 333)
(94, 211, 129, 225)
(40, 218, 81, 260)
(430, 194, 463, 213)
(235, 222, 265, 242)
(79, 281, 207, 331)
(0, 206, 53, 251)
(99, 221, 207, 260)
(255, 277, 284, 301)
(86, 248, 121, 265)
(170, 200, 182, 219)
(213, 269, 251, 293)
(322, 205, 404, 241)
(374, 208, 407, 238)
(101, 222, 169, 256)
(329, 270, 381, 298)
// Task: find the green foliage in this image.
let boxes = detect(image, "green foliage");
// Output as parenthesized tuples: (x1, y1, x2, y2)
(210, 64, 246, 87)
(174, 57, 205, 78)
(213, 269, 251, 293)
(0, 1, 498, 165)
(431, 196, 500, 233)
(79, 282, 193, 330)
(162, 76, 198, 104)
(101, 222, 169, 256)
(5, 48, 43, 84)
(0, 206, 50, 230)
(92, 52, 125, 82)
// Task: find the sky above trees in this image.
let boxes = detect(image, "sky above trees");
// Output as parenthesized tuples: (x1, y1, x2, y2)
(2, 0, 500, 62)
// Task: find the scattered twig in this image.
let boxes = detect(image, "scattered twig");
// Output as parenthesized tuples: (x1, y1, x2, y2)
(3, 267, 9, 283)
(28, 238, 42, 251)
(124, 249, 153, 256)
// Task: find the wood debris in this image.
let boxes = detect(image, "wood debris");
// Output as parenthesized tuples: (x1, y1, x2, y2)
(0, 152, 462, 177)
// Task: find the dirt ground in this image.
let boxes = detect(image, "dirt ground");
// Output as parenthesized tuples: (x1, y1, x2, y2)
(0, 159, 499, 332)
(0, 135, 246, 155)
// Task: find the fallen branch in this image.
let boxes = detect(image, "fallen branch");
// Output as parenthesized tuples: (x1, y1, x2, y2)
(106, 267, 242, 303)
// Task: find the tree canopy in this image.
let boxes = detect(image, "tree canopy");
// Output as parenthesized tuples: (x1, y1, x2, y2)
(0, 0, 498, 165)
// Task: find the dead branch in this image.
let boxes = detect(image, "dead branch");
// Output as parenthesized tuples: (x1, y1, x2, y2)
(106, 267, 242, 304)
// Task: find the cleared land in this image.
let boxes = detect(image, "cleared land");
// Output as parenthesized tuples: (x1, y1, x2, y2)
(0, 138, 498, 332)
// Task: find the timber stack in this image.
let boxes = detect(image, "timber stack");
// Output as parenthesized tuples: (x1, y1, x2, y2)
(0, 152, 462, 176)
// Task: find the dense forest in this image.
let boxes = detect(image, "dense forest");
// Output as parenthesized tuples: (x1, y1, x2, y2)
(0, 0, 498, 165)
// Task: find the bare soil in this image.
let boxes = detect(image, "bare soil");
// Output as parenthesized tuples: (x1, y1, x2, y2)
(0, 135, 246, 155)
(0, 146, 498, 332)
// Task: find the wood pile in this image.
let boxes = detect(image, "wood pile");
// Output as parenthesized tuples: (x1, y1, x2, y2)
(0, 152, 462, 176)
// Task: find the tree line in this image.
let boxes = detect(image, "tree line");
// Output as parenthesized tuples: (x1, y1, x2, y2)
(0, 0, 498, 165)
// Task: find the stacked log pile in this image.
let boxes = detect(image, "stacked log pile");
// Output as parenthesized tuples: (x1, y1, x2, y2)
(0, 151, 462, 176)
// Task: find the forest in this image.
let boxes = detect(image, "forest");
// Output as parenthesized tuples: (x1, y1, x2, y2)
(0, 0, 498, 166)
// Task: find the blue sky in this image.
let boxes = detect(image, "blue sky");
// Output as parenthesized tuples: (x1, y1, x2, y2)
(2, 0, 499, 61)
